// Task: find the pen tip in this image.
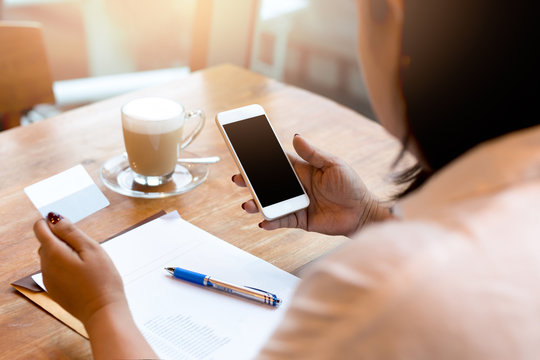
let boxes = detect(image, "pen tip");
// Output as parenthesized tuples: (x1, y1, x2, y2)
(165, 267, 174, 274)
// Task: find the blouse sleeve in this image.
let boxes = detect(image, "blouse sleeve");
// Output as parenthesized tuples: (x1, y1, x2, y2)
(255, 222, 415, 359)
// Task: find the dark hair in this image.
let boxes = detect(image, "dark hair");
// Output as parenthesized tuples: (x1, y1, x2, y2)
(395, 1, 539, 197)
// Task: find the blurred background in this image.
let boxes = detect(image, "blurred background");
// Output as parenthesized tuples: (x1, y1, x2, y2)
(0, 0, 375, 128)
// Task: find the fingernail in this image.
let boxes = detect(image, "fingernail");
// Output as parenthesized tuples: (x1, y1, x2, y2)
(241, 203, 246, 210)
(294, 133, 300, 137)
(231, 175, 235, 182)
(258, 222, 263, 228)
(47, 212, 63, 224)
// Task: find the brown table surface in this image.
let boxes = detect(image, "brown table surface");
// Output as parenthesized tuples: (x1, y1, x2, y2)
(0, 64, 403, 359)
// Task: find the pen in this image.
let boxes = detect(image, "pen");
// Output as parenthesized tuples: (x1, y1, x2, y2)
(165, 267, 282, 307)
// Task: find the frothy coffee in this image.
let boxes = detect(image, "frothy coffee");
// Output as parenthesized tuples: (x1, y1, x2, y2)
(122, 98, 184, 177)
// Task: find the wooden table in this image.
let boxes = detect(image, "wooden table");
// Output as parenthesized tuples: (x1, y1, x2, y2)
(0, 64, 403, 358)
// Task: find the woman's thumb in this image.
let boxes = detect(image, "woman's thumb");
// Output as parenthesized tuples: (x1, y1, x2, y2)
(46, 212, 97, 253)
(293, 134, 332, 169)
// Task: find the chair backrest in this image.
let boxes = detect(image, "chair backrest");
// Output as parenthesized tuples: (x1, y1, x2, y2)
(0, 21, 55, 130)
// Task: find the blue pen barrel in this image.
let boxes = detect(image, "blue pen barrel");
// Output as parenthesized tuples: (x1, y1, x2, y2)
(167, 267, 282, 307)
(173, 267, 207, 286)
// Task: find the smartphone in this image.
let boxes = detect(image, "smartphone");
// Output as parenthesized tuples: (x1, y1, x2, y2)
(216, 104, 310, 220)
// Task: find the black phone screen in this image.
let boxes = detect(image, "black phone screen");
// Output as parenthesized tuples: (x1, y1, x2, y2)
(223, 115, 304, 207)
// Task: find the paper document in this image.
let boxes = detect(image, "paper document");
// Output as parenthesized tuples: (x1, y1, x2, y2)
(33, 211, 299, 359)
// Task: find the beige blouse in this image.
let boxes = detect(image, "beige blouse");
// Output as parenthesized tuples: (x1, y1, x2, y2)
(258, 125, 540, 359)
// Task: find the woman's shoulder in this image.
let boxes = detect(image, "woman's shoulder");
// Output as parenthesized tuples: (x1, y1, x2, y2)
(292, 215, 540, 359)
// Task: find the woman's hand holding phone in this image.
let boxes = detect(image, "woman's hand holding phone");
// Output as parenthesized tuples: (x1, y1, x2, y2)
(233, 135, 393, 236)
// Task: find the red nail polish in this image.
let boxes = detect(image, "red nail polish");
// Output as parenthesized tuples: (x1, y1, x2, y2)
(258, 222, 263, 228)
(231, 175, 235, 182)
(47, 212, 63, 224)
(241, 203, 246, 210)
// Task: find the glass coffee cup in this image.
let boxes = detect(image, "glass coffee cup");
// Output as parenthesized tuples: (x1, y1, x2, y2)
(121, 97, 205, 186)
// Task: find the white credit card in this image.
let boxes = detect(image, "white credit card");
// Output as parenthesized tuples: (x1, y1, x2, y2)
(24, 164, 109, 223)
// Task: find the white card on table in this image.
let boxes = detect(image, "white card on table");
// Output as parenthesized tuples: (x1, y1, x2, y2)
(24, 164, 109, 223)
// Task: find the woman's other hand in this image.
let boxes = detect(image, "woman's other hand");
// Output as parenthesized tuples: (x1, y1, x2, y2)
(233, 135, 393, 236)
(34, 213, 126, 324)
(34, 213, 157, 359)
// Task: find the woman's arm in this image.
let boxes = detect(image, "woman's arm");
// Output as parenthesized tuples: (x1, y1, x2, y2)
(85, 301, 156, 360)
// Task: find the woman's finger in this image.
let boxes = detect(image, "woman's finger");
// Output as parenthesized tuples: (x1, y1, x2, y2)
(45, 212, 98, 253)
(232, 174, 247, 187)
(241, 200, 259, 213)
(259, 213, 301, 231)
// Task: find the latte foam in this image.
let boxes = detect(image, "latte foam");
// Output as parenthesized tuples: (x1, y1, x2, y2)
(122, 97, 184, 134)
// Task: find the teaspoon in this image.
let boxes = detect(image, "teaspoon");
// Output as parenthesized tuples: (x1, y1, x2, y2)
(178, 156, 220, 164)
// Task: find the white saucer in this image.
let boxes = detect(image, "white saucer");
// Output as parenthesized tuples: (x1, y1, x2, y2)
(100, 152, 209, 198)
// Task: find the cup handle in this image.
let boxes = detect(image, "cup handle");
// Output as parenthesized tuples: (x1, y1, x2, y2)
(180, 109, 206, 150)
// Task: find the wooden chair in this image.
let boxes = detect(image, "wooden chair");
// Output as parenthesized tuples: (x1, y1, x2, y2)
(0, 21, 55, 130)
